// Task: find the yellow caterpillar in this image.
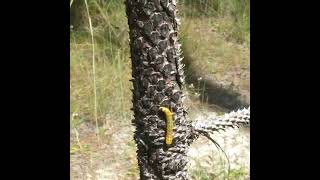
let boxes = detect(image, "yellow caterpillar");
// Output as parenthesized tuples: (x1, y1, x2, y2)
(159, 107, 174, 145)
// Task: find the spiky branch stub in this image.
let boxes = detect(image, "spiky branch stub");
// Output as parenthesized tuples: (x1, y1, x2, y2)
(193, 107, 250, 137)
(125, 0, 250, 179)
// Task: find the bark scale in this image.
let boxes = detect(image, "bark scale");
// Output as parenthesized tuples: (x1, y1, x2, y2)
(125, 0, 193, 179)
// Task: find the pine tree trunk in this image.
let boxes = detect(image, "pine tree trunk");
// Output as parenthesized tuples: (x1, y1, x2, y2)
(125, 0, 194, 179)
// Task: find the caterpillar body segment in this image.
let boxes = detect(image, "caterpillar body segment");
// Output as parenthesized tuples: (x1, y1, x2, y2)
(159, 107, 174, 145)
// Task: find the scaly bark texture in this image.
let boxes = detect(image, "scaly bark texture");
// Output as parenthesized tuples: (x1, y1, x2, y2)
(125, 0, 250, 179)
(125, 0, 193, 179)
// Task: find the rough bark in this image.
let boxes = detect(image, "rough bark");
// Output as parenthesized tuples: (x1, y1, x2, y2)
(125, 0, 193, 179)
(125, 1, 250, 179)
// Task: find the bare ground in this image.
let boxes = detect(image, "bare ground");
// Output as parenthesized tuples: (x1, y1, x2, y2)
(188, 112, 250, 180)
(70, 121, 138, 180)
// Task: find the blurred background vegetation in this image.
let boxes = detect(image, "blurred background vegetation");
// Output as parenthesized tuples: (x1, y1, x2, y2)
(70, 0, 250, 179)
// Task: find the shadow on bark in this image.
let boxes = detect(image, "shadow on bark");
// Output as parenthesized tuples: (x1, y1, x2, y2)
(182, 47, 249, 111)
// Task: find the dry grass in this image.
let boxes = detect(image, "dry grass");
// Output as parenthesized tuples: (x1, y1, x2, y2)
(181, 16, 250, 93)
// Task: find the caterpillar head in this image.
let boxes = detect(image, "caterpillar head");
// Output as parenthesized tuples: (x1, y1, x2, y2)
(159, 107, 173, 115)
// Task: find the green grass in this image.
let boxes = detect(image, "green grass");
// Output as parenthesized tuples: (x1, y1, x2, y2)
(181, 17, 250, 86)
(70, 0, 132, 128)
(70, 38, 132, 125)
(179, 0, 250, 44)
